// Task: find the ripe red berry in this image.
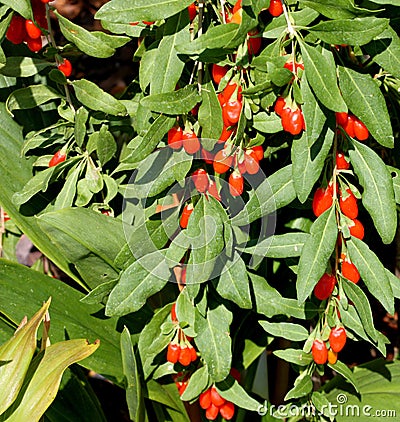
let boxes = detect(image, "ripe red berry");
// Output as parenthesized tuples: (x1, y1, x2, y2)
(281, 107, 305, 135)
(335, 112, 348, 127)
(171, 303, 177, 322)
(353, 118, 369, 141)
(201, 148, 214, 164)
(268, 0, 283, 17)
(206, 403, 220, 421)
(349, 219, 364, 240)
(190, 345, 197, 362)
(222, 82, 242, 103)
(180, 203, 194, 229)
(26, 36, 42, 52)
(311, 339, 328, 365)
(342, 259, 360, 284)
(212, 64, 229, 85)
(220, 401, 235, 420)
(199, 389, 212, 409)
(343, 114, 356, 138)
(329, 327, 347, 352)
(213, 148, 233, 174)
(222, 100, 242, 126)
(178, 346, 192, 366)
(192, 169, 209, 193)
(182, 130, 200, 154)
(188, 3, 197, 21)
(312, 184, 334, 217)
(233, 0, 242, 13)
(247, 29, 261, 56)
(274, 96, 286, 117)
(41, 0, 51, 3)
(6, 15, 27, 45)
(49, 150, 66, 167)
(57, 58, 72, 77)
(167, 342, 180, 363)
(210, 386, 225, 406)
(25, 19, 42, 39)
(207, 180, 221, 202)
(314, 273, 336, 300)
(251, 145, 264, 161)
(339, 188, 358, 219)
(336, 152, 350, 170)
(328, 349, 338, 365)
(142, 21, 155, 25)
(244, 151, 260, 175)
(219, 125, 235, 143)
(229, 170, 244, 196)
(168, 126, 183, 150)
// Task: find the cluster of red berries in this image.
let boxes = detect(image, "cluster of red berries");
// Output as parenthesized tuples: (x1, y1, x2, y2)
(336, 112, 369, 141)
(168, 126, 201, 154)
(167, 304, 198, 366)
(199, 386, 235, 420)
(311, 326, 347, 365)
(6, 0, 48, 52)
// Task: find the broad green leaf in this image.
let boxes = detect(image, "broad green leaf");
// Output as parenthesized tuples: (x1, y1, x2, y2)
(346, 238, 394, 314)
(259, 321, 309, 341)
(251, 273, 318, 319)
(385, 269, 400, 299)
(97, 126, 117, 166)
(273, 349, 313, 366)
(150, 11, 189, 95)
(365, 27, 400, 79)
(0, 300, 50, 414)
(253, 112, 282, 133)
(195, 304, 232, 383)
(297, 206, 338, 303)
(216, 377, 261, 411)
(1, 1, 31, 19)
(54, 163, 81, 210)
(284, 374, 313, 400)
(349, 140, 397, 244)
(180, 366, 209, 402)
(232, 165, 296, 226)
(198, 79, 224, 142)
(367, 0, 400, 4)
(176, 24, 238, 55)
(0, 57, 53, 77)
(139, 49, 157, 92)
(121, 327, 145, 422)
(240, 232, 309, 258)
(5, 339, 99, 422)
(339, 66, 393, 147)
(339, 303, 370, 343)
(37, 208, 125, 289)
(95, 0, 194, 23)
(300, 42, 347, 112)
(291, 129, 333, 203)
(106, 252, 171, 316)
(300, 0, 376, 19)
(140, 85, 201, 115)
(75, 107, 89, 148)
(309, 17, 388, 46)
(176, 289, 197, 337)
(216, 253, 252, 309)
(72, 79, 127, 116)
(7, 85, 62, 113)
(56, 11, 129, 58)
(342, 279, 377, 342)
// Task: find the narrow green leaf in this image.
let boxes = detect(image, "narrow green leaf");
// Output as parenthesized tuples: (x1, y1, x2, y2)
(349, 140, 397, 244)
(297, 206, 338, 303)
(299, 0, 376, 19)
(259, 321, 309, 341)
(216, 377, 261, 411)
(180, 366, 209, 402)
(253, 112, 282, 134)
(300, 41, 347, 112)
(72, 79, 127, 116)
(346, 238, 394, 314)
(273, 349, 313, 366)
(7, 85, 62, 113)
(1, 1, 31, 19)
(198, 79, 224, 142)
(385, 269, 400, 299)
(54, 164, 81, 210)
(0, 57, 53, 77)
(339, 66, 393, 147)
(284, 374, 313, 400)
(97, 126, 117, 166)
(328, 360, 359, 392)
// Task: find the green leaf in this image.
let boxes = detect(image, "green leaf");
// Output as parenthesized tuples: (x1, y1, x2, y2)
(180, 366, 209, 402)
(95, 0, 194, 23)
(195, 304, 232, 383)
(140, 85, 201, 115)
(97, 126, 117, 166)
(309, 17, 388, 46)
(72, 79, 127, 116)
(231, 165, 296, 226)
(150, 11, 189, 95)
(297, 206, 338, 303)
(216, 377, 261, 411)
(300, 41, 347, 112)
(291, 129, 333, 203)
(240, 232, 309, 258)
(5, 339, 99, 422)
(346, 238, 394, 314)
(7, 85, 62, 112)
(54, 164, 81, 210)
(0, 57, 53, 77)
(216, 252, 252, 309)
(339, 66, 393, 147)
(198, 79, 224, 142)
(385, 269, 400, 299)
(1, 1, 31, 19)
(121, 327, 145, 422)
(284, 373, 313, 400)
(106, 252, 171, 316)
(56, 11, 129, 58)
(342, 279, 378, 342)
(253, 112, 282, 133)
(349, 140, 397, 244)
(365, 27, 400, 79)
(299, 0, 376, 19)
(273, 349, 313, 366)
(339, 303, 370, 343)
(0, 300, 50, 414)
(259, 321, 309, 341)
(74, 107, 89, 148)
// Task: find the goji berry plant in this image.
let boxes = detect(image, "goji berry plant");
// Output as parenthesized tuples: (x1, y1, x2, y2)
(1, 0, 400, 421)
